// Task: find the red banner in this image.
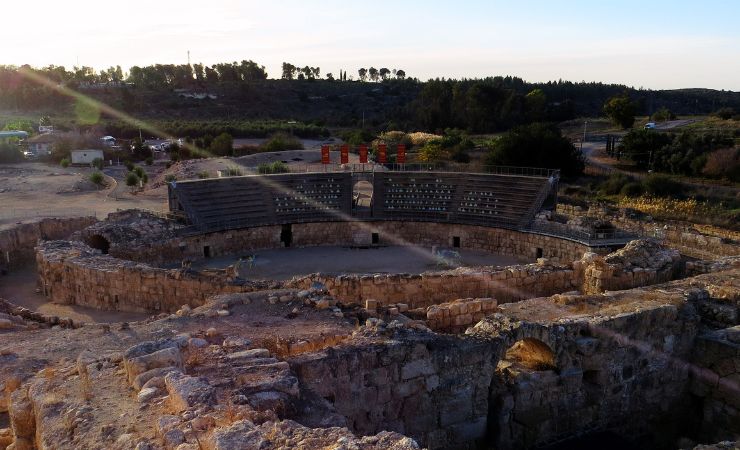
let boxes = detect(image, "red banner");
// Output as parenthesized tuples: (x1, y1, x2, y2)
(340, 144, 349, 164)
(359, 144, 368, 163)
(378, 144, 387, 163)
(397, 144, 406, 164)
(321, 145, 330, 164)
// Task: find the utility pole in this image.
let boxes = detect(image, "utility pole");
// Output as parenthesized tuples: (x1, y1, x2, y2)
(187, 50, 190, 66)
(581, 120, 588, 152)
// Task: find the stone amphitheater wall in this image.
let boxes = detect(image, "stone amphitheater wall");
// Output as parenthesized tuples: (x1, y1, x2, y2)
(37, 219, 702, 313)
(150, 221, 592, 266)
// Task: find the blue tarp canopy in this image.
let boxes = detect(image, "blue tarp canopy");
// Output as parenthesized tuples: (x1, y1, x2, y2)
(0, 130, 29, 139)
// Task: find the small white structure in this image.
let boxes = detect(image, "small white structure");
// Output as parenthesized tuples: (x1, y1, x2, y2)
(101, 136, 116, 147)
(71, 149, 104, 165)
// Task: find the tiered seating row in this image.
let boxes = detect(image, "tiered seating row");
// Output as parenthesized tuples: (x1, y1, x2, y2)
(168, 171, 552, 232)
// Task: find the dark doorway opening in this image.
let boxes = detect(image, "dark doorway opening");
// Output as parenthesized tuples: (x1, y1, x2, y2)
(203, 245, 211, 258)
(371, 232, 379, 244)
(281, 224, 293, 247)
(453, 236, 461, 248)
(87, 234, 110, 254)
(536, 247, 543, 258)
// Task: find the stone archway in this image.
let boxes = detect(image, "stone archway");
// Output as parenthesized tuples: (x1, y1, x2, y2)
(352, 179, 373, 216)
(87, 234, 110, 254)
(498, 338, 557, 372)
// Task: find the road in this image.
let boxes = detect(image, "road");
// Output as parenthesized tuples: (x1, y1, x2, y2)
(653, 119, 696, 130)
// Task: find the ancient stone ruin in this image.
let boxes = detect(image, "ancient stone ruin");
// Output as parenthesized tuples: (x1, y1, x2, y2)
(0, 170, 738, 449)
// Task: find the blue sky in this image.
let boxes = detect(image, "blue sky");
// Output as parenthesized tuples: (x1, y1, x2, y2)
(2, 0, 738, 89)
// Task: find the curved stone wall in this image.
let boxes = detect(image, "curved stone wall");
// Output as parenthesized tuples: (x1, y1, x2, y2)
(145, 221, 592, 267)
(35, 218, 595, 313)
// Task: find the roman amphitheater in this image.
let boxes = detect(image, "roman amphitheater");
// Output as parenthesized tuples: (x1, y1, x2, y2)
(1, 166, 738, 450)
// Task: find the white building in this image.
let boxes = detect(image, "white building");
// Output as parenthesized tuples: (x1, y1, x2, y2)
(70, 149, 104, 165)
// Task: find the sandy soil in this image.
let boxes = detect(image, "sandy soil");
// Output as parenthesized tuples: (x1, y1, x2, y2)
(178, 245, 531, 280)
(0, 162, 167, 230)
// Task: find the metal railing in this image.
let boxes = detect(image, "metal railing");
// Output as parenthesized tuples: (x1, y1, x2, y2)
(526, 221, 638, 246)
(286, 163, 560, 178)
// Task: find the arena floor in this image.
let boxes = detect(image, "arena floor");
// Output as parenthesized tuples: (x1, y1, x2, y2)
(186, 245, 531, 280)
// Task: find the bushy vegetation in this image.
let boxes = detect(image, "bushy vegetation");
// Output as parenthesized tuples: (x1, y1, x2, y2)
(484, 123, 584, 177)
(599, 173, 682, 198)
(338, 129, 376, 146)
(222, 167, 243, 176)
(417, 129, 473, 163)
(652, 107, 676, 122)
(89, 171, 104, 186)
(209, 132, 234, 156)
(603, 93, 637, 129)
(105, 120, 329, 140)
(91, 157, 104, 169)
(60, 158, 70, 168)
(0, 143, 23, 163)
(617, 129, 737, 180)
(714, 107, 736, 120)
(259, 133, 304, 152)
(702, 148, 740, 180)
(618, 195, 739, 227)
(125, 172, 140, 191)
(257, 161, 289, 174)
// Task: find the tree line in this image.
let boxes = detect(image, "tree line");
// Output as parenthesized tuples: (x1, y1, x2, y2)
(1, 63, 738, 131)
(279, 63, 406, 81)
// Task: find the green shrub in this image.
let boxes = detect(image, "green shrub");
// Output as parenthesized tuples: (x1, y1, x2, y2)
(484, 123, 584, 177)
(209, 132, 234, 156)
(197, 170, 210, 179)
(132, 166, 148, 183)
(260, 133, 304, 152)
(145, 156, 153, 166)
(91, 157, 104, 169)
(125, 172, 140, 189)
(714, 107, 735, 120)
(89, 171, 104, 186)
(60, 158, 70, 168)
(599, 173, 631, 195)
(642, 174, 682, 197)
(257, 161, 289, 174)
(165, 174, 177, 182)
(0, 143, 24, 163)
(620, 182, 644, 197)
(223, 168, 243, 176)
(124, 160, 134, 171)
(338, 129, 375, 146)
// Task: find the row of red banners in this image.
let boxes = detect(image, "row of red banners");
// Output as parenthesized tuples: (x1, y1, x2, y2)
(321, 144, 406, 164)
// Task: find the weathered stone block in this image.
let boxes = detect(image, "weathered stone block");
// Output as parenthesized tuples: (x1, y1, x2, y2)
(164, 372, 215, 412)
(401, 359, 435, 380)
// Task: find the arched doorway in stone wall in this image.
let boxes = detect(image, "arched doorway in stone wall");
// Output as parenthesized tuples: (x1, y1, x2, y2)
(488, 338, 558, 448)
(87, 234, 110, 254)
(352, 180, 373, 217)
